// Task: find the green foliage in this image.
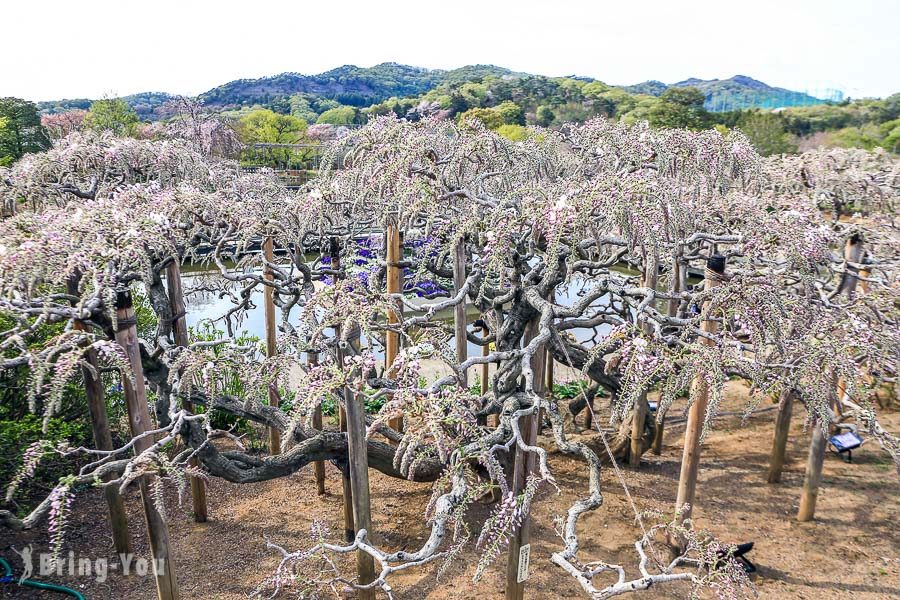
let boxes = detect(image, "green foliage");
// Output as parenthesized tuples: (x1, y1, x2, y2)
(289, 95, 318, 122)
(0, 97, 50, 165)
(318, 386, 384, 417)
(39, 93, 173, 121)
(881, 119, 900, 153)
(551, 380, 599, 400)
(84, 98, 140, 136)
(237, 109, 311, 168)
(535, 105, 555, 127)
(238, 109, 307, 144)
(735, 111, 797, 156)
(649, 87, 710, 130)
(459, 101, 525, 129)
(316, 106, 358, 125)
(495, 124, 528, 141)
(0, 414, 91, 509)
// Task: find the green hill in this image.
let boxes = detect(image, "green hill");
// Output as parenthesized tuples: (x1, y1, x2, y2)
(623, 75, 830, 112)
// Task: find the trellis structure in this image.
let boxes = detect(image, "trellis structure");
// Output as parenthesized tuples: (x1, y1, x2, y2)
(0, 118, 897, 600)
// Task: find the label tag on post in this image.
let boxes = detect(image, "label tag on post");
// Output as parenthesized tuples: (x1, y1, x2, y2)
(517, 544, 531, 583)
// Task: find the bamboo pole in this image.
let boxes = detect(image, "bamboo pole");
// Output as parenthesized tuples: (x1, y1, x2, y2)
(798, 236, 863, 521)
(68, 279, 132, 556)
(331, 238, 355, 541)
(385, 216, 403, 432)
(675, 255, 725, 523)
(115, 290, 179, 600)
(263, 236, 281, 455)
(767, 390, 795, 484)
(345, 378, 376, 599)
(505, 317, 545, 600)
(165, 262, 208, 523)
(630, 253, 658, 467)
(309, 350, 326, 496)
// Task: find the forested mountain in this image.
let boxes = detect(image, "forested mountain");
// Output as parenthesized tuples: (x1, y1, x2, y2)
(36, 64, 835, 120)
(27, 63, 898, 156)
(199, 63, 445, 108)
(38, 92, 175, 120)
(624, 75, 830, 111)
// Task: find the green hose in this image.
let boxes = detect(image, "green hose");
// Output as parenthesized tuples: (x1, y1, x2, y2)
(1, 556, 86, 599)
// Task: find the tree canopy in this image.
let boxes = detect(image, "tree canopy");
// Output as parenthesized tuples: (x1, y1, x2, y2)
(84, 98, 141, 136)
(0, 116, 897, 599)
(0, 97, 50, 166)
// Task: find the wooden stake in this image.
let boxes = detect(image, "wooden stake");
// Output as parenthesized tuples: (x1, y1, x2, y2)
(835, 234, 864, 300)
(797, 419, 827, 522)
(798, 235, 863, 520)
(453, 238, 468, 388)
(767, 390, 795, 484)
(675, 255, 725, 523)
(165, 262, 208, 523)
(309, 351, 326, 496)
(654, 250, 685, 454)
(115, 290, 179, 600)
(385, 216, 403, 432)
(630, 253, 658, 467)
(68, 278, 132, 555)
(345, 378, 376, 599)
(480, 322, 490, 397)
(506, 317, 546, 600)
(263, 236, 281, 455)
(331, 239, 355, 542)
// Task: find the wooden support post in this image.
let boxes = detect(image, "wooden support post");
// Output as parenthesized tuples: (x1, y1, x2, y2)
(331, 239, 355, 541)
(544, 349, 554, 399)
(798, 235, 863, 520)
(453, 238, 468, 389)
(767, 390, 795, 484)
(165, 262, 208, 523)
(309, 351, 326, 496)
(675, 255, 725, 523)
(835, 234, 864, 300)
(539, 291, 555, 436)
(385, 216, 403, 432)
(797, 419, 828, 522)
(505, 317, 545, 600)
(475, 320, 491, 428)
(654, 250, 684, 454)
(115, 290, 179, 600)
(480, 323, 490, 397)
(263, 236, 281, 455)
(630, 253, 658, 467)
(68, 278, 132, 555)
(345, 378, 376, 599)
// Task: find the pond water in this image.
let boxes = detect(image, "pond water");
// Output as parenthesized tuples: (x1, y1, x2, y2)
(178, 260, 644, 359)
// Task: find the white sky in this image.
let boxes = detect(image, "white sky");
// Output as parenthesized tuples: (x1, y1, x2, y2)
(3, 0, 898, 101)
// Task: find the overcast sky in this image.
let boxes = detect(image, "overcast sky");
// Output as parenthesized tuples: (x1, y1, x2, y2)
(3, 0, 898, 101)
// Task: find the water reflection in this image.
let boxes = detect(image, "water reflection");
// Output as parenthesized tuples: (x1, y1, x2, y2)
(179, 263, 643, 359)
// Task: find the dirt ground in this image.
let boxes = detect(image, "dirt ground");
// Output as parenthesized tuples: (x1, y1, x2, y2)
(2, 382, 898, 600)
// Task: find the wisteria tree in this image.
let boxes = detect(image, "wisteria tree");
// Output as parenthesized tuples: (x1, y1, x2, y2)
(0, 114, 897, 599)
